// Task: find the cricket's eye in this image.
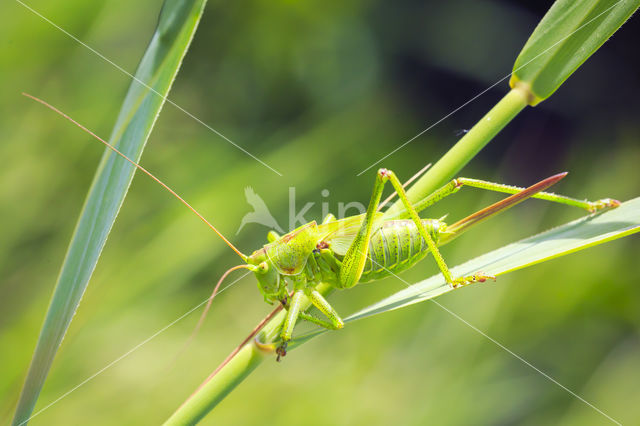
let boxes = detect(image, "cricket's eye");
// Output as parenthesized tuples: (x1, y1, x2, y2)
(257, 262, 269, 273)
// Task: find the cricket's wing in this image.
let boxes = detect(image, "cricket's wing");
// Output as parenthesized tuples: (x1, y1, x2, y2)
(317, 213, 384, 256)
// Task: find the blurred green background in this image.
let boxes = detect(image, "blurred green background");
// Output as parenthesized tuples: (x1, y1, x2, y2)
(1, 0, 639, 424)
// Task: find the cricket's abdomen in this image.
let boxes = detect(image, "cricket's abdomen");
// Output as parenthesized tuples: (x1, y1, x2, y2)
(359, 219, 442, 283)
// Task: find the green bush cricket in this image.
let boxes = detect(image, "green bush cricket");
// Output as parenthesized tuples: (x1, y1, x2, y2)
(24, 93, 621, 361)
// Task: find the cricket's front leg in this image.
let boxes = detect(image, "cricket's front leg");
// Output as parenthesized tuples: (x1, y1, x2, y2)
(305, 289, 344, 330)
(284, 287, 345, 334)
(277, 282, 304, 361)
(382, 169, 494, 288)
(277, 279, 345, 360)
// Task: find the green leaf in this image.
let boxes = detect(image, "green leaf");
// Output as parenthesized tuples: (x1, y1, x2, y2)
(294, 196, 640, 343)
(12, 1, 207, 424)
(510, 0, 640, 105)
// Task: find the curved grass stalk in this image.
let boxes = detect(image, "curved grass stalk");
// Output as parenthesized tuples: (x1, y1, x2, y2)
(12, 2, 208, 425)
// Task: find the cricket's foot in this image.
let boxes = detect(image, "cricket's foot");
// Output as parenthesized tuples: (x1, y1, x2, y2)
(279, 297, 290, 310)
(276, 342, 288, 362)
(452, 272, 496, 288)
(589, 198, 621, 213)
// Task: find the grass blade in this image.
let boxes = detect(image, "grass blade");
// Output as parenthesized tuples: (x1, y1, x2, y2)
(511, 0, 640, 105)
(12, 1, 207, 424)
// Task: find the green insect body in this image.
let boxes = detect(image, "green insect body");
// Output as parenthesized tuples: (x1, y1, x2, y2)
(361, 219, 445, 282)
(247, 217, 446, 301)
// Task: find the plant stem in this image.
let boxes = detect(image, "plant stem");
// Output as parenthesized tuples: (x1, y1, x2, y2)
(384, 87, 529, 218)
(163, 342, 268, 426)
(165, 284, 333, 425)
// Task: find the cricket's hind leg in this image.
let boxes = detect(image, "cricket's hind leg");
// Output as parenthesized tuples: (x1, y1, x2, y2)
(379, 169, 494, 288)
(406, 176, 620, 217)
(339, 168, 492, 290)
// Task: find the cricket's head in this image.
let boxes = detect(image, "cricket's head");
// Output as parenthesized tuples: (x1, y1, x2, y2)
(246, 248, 281, 299)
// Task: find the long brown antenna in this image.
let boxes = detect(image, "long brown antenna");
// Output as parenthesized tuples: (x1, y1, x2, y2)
(170, 264, 252, 366)
(23, 93, 248, 261)
(191, 264, 251, 341)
